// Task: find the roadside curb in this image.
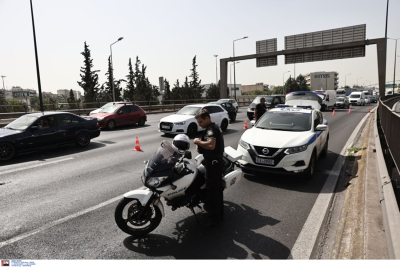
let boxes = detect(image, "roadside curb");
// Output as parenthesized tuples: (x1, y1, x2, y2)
(374, 111, 400, 258)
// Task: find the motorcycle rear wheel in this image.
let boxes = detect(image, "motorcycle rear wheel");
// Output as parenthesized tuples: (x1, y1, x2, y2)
(115, 198, 162, 236)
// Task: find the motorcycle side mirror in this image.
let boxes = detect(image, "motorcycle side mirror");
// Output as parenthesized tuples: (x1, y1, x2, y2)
(184, 151, 192, 159)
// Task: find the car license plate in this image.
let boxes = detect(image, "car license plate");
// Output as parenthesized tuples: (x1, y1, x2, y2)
(255, 157, 274, 165)
(161, 125, 170, 129)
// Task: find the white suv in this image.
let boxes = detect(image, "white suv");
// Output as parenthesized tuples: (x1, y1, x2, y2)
(237, 104, 329, 179)
(159, 104, 229, 137)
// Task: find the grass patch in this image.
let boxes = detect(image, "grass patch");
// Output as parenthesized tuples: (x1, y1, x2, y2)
(347, 147, 363, 153)
(346, 154, 356, 161)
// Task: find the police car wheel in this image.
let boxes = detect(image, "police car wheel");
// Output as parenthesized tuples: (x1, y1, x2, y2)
(220, 119, 228, 132)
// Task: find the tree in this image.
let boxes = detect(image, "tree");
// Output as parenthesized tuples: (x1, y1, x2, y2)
(296, 74, 309, 91)
(170, 79, 182, 100)
(67, 89, 76, 109)
(270, 86, 284, 95)
(189, 56, 204, 99)
(125, 58, 136, 102)
(206, 83, 220, 99)
(0, 93, 7, 113)
(101, 56, 125, 102)
(163, 79, 172, 102)
(183, 76, 190, 99)
(77, 42, 100, 106)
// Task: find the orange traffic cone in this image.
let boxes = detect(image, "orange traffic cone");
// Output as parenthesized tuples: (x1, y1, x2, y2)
(132, 136, 143, 151)
(368, 108, 370, 113)
(348, 107, 351, 114)
(332, 109, 336, 116)
(243, 120, 248, 130)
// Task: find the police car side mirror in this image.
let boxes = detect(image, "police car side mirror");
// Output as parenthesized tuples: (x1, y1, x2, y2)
(315, 124, 327, 131)
(184, 150, 192, 159)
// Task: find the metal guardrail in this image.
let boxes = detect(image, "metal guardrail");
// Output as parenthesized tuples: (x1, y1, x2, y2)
(374, 110, 400, 259)
(0, 97, 257, 122)
(378, 96, 400, 176)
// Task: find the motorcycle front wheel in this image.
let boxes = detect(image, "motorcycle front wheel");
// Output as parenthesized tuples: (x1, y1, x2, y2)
(115, 198, 162, 236)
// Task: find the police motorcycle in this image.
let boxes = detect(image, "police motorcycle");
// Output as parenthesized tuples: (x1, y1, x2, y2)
(115, 134, 243, 236)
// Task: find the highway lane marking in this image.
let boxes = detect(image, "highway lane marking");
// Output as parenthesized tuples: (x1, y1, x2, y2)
(0, 157, 74, 176)
(289, 110, 373, 259)
(0, 195, 121, 249)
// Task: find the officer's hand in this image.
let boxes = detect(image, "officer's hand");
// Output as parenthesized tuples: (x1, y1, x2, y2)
(193, 138, 200, 145)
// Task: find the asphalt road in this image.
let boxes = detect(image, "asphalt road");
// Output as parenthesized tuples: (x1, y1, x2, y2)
(0, 103, 376, 259)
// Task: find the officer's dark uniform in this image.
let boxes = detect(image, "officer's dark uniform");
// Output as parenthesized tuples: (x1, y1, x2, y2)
(199, 122, 224, 222)
(255, 103, 267, 121)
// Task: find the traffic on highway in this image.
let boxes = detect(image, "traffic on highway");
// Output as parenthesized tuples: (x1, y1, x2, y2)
(0, 98, 377, 259)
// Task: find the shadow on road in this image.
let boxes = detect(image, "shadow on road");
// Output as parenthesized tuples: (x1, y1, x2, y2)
(122, 201, 291, 259)
(0, 142, 106, 167)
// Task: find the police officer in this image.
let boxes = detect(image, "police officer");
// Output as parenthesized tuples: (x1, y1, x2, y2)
(254, 97, 267, 122)
(193, 109, 224, 226)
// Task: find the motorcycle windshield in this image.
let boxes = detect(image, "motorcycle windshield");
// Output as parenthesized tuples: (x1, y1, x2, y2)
(147, 141, 181, 173)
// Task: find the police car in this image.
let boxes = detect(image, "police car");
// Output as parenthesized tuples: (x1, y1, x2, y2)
(237, 101, 329, 179)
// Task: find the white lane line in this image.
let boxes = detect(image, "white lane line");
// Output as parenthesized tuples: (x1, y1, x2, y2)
(289, 110, 373, 259)
(0, 195, 122, 249)
(0, 157, 74, 176)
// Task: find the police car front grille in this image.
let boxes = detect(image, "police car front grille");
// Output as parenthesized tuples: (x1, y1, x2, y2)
(252, 146, 280, 157)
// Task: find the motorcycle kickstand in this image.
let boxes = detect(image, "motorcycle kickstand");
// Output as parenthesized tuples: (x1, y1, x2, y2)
(189, 206, 206, 228)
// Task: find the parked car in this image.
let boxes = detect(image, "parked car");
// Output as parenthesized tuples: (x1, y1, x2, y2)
(89, 103, 147, 130)
(237, 105, 329, 180)
(158, 104, 229, 137)
(369, 95, 378, 103)
(209, 101, 237, 122)
(349, 92, 366, 106)
(0, 112, 101, 161)
(89, 101, 132, 115)
(247, 95, 285, 120)
(365, 95, 371, 105)
(217, 99, 239, 112)
(334, 97, 350, 109)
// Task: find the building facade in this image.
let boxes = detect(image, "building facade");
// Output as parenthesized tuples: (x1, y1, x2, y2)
(241, 83, 269, 93)
(1, 86, 37, 105)
(304, 72, 338, 91)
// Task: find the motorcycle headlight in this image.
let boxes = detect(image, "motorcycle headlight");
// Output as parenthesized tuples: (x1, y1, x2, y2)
(239, 139, 250, 150)
(146, 176, 168, 188)
(174, 121, 186, 125)
(284, 144, 308, 154)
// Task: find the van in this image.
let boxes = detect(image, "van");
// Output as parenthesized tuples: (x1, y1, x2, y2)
(246, 95, 285, 120)
(336, 89, 346, 98)
(349, 92, 366, 106)
(314, 90, 337, 111)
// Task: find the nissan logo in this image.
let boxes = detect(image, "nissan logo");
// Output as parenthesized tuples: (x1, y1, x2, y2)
(262, 148, 269, 155)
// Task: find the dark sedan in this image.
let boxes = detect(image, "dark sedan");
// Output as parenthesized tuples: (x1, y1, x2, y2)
(0, 112, 101, 161)
(209, 102, 237, 122)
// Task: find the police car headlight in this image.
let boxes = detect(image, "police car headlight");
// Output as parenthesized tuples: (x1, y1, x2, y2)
(247, 108, 254, 112)
(239, 139, 250, 150)
(284, 144, 308, 154)
(174, 121, 186, 125)
(97, 117, 105, 121)
(146, 176, 168, 188)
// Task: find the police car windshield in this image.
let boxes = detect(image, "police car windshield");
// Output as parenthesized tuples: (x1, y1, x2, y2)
(176, 106, 201, 115)
(256, 112, 311, 131)
(252, 96, 273, 104)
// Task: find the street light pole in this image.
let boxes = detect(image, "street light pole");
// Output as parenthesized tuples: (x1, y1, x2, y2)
(230, 62, 240, 96)
(110, 37, 124, 102)
(388, 38, 400, 92)
(1, 76, 5, 90)
(233, 36, 248, 101)
(345, 73, 351, 88)
(214, 55, 218, 85)
(29, 0, 44, 112)
(283, 71, 290, 94)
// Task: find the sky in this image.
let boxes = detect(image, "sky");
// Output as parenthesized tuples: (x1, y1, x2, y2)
(0, 0, 399, 94)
